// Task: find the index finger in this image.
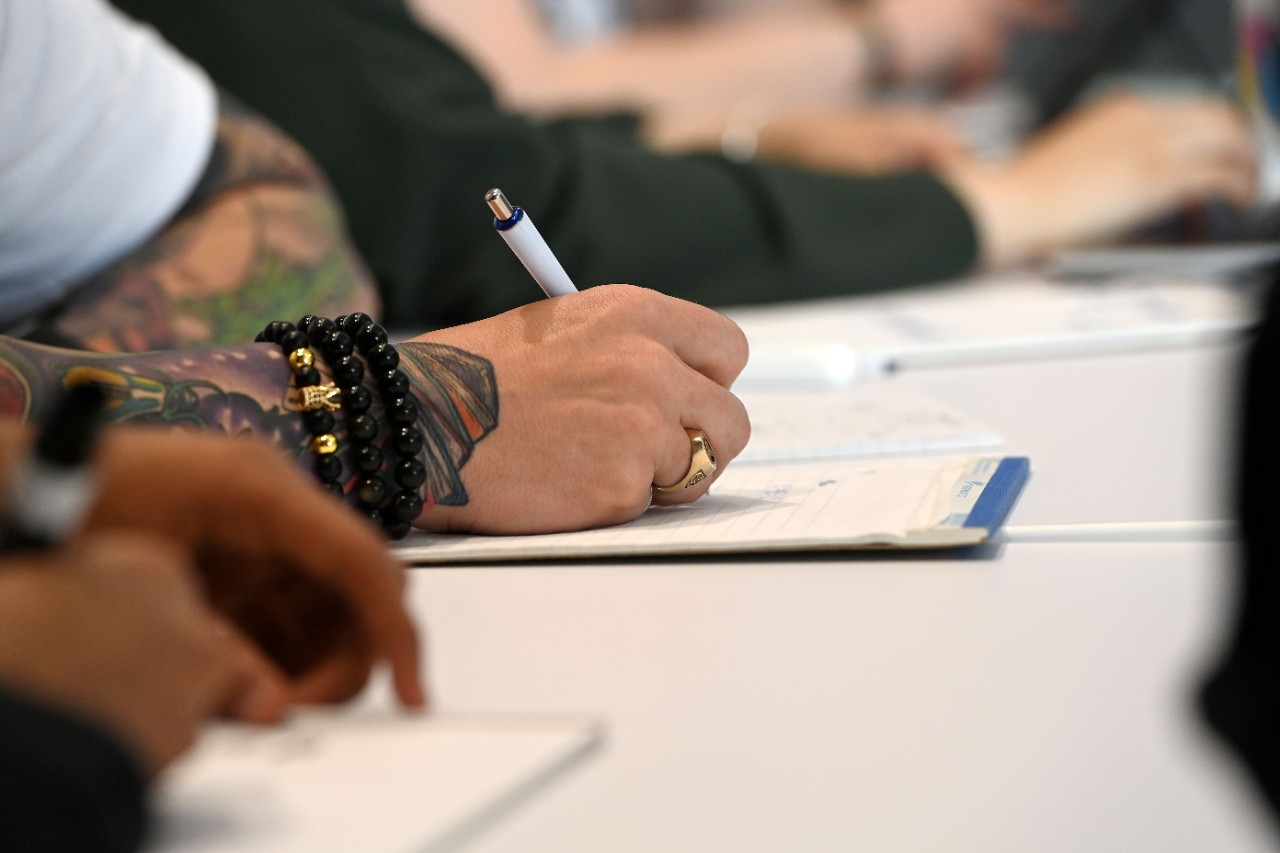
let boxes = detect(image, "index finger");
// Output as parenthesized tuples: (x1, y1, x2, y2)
(214, 448, 426, 709)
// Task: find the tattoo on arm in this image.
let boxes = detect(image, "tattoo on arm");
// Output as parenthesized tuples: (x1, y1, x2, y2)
(30, 91, 378, 353)
(399, 342, 499, 508)
(0, 337, 500, 511)
(0, 338, 307, 453)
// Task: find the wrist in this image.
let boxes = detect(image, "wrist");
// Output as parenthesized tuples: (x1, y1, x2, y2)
(396, 340, 498, 527)
(937, 161, 1039, 268)
(260, 315, 428, 539)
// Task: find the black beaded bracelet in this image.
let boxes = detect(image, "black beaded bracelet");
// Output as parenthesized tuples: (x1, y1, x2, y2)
(255, 321, 344, 496)
(258, 314, 429, 539)
(337, 313, 427, 539)
(298, 315, 389, 525)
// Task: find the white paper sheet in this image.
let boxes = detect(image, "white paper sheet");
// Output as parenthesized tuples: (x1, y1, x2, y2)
(738, 384, 1002, 463)
(396, 456, 1025, 564)
(149, 709, 603, 853)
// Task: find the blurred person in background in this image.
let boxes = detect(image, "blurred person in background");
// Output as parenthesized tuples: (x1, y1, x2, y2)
(110, 0, 1257, 333)
(412, 0, 1070, 172)
(1003, 0, 1234, 128)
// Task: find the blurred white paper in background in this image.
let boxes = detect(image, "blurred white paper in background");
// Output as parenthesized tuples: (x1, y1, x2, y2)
(730, 271, 1262, 386)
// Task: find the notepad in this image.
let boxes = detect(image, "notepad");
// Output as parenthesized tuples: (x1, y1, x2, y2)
(729, 272, 1261, 385)
(395, 455, 1028, 564)
(737, 385, 1002, 463)
(149, 709, 603, 853)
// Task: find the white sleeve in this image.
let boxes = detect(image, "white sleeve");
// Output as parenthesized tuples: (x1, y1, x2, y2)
(0, 0, 217, 328)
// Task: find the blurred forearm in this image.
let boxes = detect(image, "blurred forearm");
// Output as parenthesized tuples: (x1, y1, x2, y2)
(32, 94, 378, 353)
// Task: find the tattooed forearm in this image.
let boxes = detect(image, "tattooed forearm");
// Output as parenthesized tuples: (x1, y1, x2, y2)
(0, 336, 500, 514)
(29, 91, 377, 353)
(398, 342, 499, 508)
(0, 337, 308, 456)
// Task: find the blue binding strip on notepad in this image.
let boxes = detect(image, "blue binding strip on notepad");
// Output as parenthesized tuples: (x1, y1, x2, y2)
(963, 457, 1030, 534)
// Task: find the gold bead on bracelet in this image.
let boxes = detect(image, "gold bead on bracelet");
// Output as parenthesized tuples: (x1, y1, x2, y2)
(310, 434, 339, 455)
(288, 348, 315, 371)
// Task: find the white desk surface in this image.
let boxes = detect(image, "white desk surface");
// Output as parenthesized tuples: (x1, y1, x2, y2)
(862, 342, 1243, 531)
(410, 541, 1275, 853)
(394, 336, 1271, 850)
(385, 287, 1270, 848)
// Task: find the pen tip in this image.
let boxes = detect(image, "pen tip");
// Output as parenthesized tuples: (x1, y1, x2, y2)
(485, 188, 514, 220)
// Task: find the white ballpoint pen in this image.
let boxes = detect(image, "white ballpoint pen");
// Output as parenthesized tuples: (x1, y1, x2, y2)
(485, 188, 578, 297)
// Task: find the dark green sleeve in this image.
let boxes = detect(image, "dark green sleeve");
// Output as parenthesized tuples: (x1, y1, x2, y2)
(0, 686, 149, 852)
(112, 0, 977, 328)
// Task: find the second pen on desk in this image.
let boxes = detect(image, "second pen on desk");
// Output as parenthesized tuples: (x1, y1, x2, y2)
(485, 188, 578, 297)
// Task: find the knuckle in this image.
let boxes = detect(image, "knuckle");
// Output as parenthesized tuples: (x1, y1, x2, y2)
(613, 336, 676, 385)
(595, 486, 650, 526)
(625, 401, 667, 439)
(636, 332, 675, 365)
(591, 282, 652, 314)
(713, 419, 751, 466)
(721, 317, 750, 371)
(730, 403, 753, 457)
